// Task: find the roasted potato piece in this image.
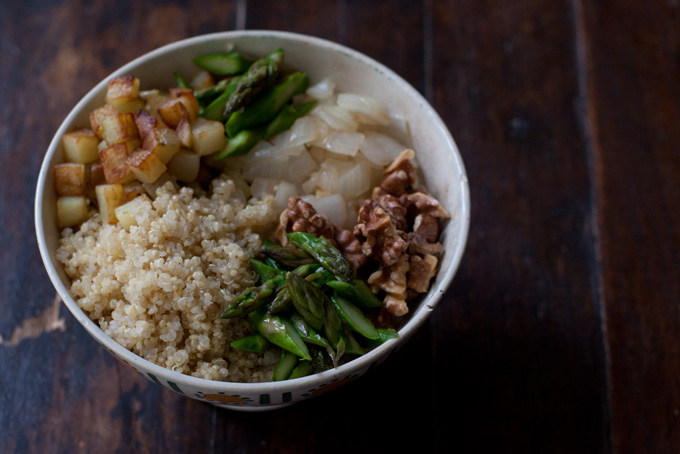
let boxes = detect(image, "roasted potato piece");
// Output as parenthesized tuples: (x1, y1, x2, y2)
(57, 196, 89, 228)
(134, 110, 180, 163)
(169, 88, 200, 122)
(166, 148, 201, 183)
(157, 98, 189, 128)
(61, 128, 99, 163)
(54, 163, 87, 196)
(176, 118, 192, 148)
(91, 104, 140, 145)
(191, 117, 226, 156)
(95, 184, 126, 224)
(99, 143, 136, 185)
(107, 76, 144, 113)
(122, 181, 145, 202)
(126, 148, 167, 183)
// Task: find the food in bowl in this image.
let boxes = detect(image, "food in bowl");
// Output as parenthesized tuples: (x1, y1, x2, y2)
(53, 47, 449, 383)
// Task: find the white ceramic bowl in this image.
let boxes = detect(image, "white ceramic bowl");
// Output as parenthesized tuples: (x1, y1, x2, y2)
(35, 30, 470, 411)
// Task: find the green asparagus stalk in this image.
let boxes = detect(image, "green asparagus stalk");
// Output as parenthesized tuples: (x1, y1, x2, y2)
(201, 76, 242, 121)
(220, 279, 277, 318)
(248, 258, 283, 283)
(286, 273, 327, 331)
(286, 232, 353, 281)
(331, 295, 379, 340)
(263, 100, 318, 139)
(230, 333, 271, 353)
(326, 279, 383, 309)
(225, 71, 309, 137)
(214, 129, 264, 159)
(342, 326, 366, 356)
(192, 52, 252, 76)
(272, 349, 298, 381)
(267, 285, 292, 314)
(248, 309, 311, 360)
(222, 48, 284, 118)
(289, 360, 314, 379)
(362, 328, 399, 348)
(260, 245, 316, 268)
(174, 71, 190, 88)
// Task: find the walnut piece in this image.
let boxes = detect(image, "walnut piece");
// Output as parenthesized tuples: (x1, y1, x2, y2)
(276, 196, 366, 269)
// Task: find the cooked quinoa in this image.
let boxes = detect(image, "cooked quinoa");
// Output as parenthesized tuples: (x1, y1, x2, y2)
(56, 175, 281, 382)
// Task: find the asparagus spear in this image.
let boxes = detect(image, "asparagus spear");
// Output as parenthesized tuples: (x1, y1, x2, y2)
(286, 232, 353, 281)
(202, 76, 243, 121)
(331, 295, 379, 340)
(230, 333, 271, 353)
(326, 279, 383, 309)
(260, 245, 316, 268)
(362, 328, 399, 348)
(220, 279, 277, 318)
(267, 285, 292, 314)
(248, 258, 283, 283)
(214, 129, 264, 159)
(286, 273, 327, 331)
(289, 360, 314, 379)
(192, 52, 252, 76)
(263, 100, 318, 139)
(272, 349, 298, 381)
(248, 309, 311, 360)
(174, 71, 190, 89)
(225, 71, 309, 137)
(222, 48, 284, 118)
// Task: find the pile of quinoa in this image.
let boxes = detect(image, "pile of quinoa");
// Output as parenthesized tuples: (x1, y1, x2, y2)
(56, 175, 281, 382)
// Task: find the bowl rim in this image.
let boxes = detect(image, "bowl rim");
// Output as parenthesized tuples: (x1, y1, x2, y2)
(34, 29, 470, 395)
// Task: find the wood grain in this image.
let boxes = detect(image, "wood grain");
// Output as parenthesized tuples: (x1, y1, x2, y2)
(1, 0, 679, 452)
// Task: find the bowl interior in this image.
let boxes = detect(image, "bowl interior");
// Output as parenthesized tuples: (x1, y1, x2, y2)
(35, 31, 470, 399)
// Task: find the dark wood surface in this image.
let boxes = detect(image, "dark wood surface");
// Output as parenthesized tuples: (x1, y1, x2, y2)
(1, 0, 678, 452)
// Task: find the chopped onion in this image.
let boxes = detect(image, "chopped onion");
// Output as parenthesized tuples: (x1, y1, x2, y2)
(337, 93, 391, 126)
(306, 78, 336, 100)
(311, 131, 364, 157)
(284, 149, 318, 184)
(274, 181, 298, 212)
(286, 116, 318, 148)
(359, 131, 407, 166)
(311, 104, 358, 132)
(240, 141, 289, 181)
(301, 193, 347, 228)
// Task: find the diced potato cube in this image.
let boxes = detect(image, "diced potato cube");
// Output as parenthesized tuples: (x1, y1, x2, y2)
(57, 196, 89, 228)
(166, 149, 201, 182)
(176, 118, 192, 148)
(100, 111, 139, 145)
(190, 70, 214, 91)
(90, 104, 118, 138)
(62, 129, 99, 163)
(114, 195, 152, 229)
(191, 117, 226, 156)
(99, 143, 136, 184)
(122, 181, 145, 202)
(170, 88, 200, 122)
(143, 92, 171, 122)
(54, 163, 87, 196)
(86, 161, 105, 204)
(106, 76, 140, 105)
(126, 148, 167, 183)
(134, 110, 180, 163)
(95, 184, 126, 224)
(157, 98, 188, 128)
(115, 99, 145, 114)
(89, 162, 106, 187)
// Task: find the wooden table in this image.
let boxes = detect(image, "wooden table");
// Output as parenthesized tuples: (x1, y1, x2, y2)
(1, 0, 677, 452)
